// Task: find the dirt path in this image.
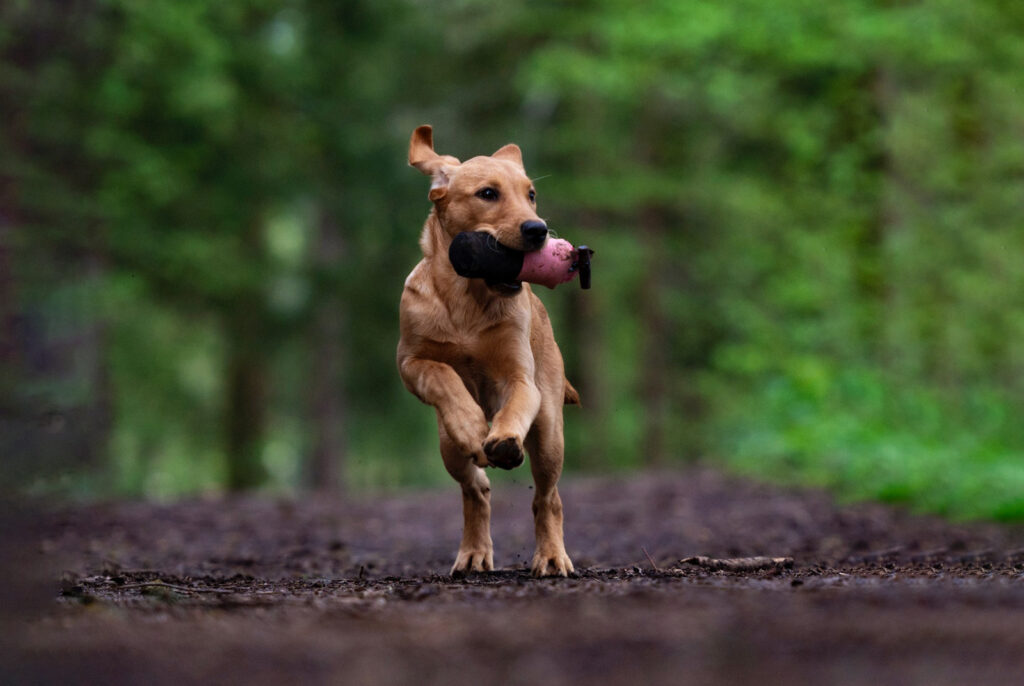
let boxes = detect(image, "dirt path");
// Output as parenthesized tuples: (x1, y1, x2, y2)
(5, 468, 1024, 685)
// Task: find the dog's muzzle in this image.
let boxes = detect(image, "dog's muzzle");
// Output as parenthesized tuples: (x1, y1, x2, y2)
(520, 220, 548, 251)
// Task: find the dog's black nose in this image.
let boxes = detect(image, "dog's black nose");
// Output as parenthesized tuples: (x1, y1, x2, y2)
(520, 220, 548, 249)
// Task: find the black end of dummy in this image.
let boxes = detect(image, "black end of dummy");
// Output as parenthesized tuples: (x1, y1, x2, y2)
(448, 232, 524, 282)
(575, 245, 593, 289)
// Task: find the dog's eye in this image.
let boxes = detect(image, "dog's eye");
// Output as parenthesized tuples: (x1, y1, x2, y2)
(476, 187, 499, 201)
(528, 190, 536, 203)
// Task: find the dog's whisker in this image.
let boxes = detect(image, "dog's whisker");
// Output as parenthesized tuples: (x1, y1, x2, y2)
(531, 174, 553, 182)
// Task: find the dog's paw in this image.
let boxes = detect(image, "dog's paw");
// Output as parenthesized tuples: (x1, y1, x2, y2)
(483, 435, 525, 470)
(450, 547, 494, 576)
(531, 548, 574, 578)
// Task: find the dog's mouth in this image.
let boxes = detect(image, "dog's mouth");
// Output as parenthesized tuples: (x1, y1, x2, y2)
(484, 279, 523, 295)
(448, 231, 531, 296)
(481, 236, 524, 294)
(478, 233, 525, 295)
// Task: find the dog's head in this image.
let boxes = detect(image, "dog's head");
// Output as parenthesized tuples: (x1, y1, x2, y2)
(409, 126, 547, 253)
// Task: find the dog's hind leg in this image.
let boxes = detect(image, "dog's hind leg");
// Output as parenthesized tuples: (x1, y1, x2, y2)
(524, 408, 574, 577)
(439, 421, 494, 575)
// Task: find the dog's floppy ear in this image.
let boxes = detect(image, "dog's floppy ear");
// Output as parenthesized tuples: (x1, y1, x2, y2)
(492, 143, 524, 170)
(409, 125, 460, 202)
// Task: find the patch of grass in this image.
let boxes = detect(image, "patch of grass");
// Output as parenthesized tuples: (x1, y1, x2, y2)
(708, 364, 1024, 522)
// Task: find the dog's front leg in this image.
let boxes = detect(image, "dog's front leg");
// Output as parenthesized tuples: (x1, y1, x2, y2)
(484, 374, 541, 470)
(399, 356, 489, 466)
(439, 423, 494, 574)
(401, 355, 494, 574)
(525, 409, 574, 577)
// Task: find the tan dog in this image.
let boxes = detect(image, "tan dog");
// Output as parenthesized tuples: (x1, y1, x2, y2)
(397, 126, 579, 577)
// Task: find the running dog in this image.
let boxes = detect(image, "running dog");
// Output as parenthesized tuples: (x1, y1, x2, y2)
(397, 126, 578, 577)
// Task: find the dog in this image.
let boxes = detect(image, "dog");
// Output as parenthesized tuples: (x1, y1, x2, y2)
(397, 126, 579, 577)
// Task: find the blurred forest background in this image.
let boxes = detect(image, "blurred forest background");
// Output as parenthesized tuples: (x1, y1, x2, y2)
(3, 0, 1024, 520)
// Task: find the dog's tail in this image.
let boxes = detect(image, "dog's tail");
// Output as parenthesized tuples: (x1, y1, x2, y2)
(564, 378, 581, 406)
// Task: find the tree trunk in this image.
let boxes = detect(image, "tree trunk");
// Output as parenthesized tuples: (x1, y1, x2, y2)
(223, 211, 273, 492)
(566, 279, 606, 469)
(859, 67, 894, 364)
(638, 207, 669, 466)
(84, 251, 113, 471)
(307, 206, 347, 494)
(225, 314, 269, 491)
(561, 210, 605, 468)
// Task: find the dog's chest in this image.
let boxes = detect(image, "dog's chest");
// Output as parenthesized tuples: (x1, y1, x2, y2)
(449, 353, 504, 418)
(415, 337, 506, 418)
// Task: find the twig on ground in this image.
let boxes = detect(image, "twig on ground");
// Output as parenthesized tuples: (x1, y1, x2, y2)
(680, 556, 793, 572)
(641, 547, 660, 572)
(120, 581, 237, 595)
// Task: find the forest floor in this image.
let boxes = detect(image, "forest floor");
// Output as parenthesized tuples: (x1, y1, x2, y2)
(4, 466, 1024, 685)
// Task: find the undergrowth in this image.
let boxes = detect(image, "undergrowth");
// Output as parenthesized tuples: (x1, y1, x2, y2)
(709, 365, 1024, 522)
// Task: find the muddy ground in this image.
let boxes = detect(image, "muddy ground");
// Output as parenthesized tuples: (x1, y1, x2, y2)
(4, 467, 1024, 685)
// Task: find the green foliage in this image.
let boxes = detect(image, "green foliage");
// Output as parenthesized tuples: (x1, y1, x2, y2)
(515, 0, 1024, 519)
(5, 0, 1024, 519)
(711, 364, 1024, 521)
